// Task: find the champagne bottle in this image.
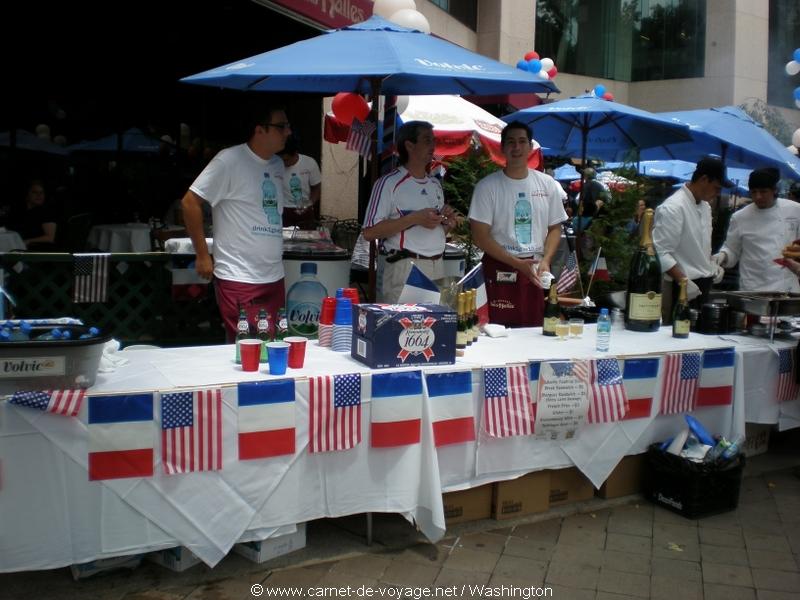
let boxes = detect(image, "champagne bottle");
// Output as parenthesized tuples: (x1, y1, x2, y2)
(465, 290, 473, 346)
(543, 281, 560, 336)
(469, 289, 479, 343)
(625, 208, 662, 332)
(456, 292, 467, 351)
(672, 278, 691, 338)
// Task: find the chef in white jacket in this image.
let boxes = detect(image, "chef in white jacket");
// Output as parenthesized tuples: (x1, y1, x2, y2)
(714, 168, 800, 293)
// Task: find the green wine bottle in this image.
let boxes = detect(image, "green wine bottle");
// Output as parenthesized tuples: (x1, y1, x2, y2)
(672, 278, 691, 338)
(625, 208, 662, 332)
(542, 281, 560, 336)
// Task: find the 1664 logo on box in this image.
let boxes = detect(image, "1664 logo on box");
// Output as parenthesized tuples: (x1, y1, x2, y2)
(352, 304, 456, 369)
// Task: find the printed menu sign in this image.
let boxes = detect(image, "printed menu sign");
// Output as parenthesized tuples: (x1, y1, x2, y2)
(535, 360, 589, 441)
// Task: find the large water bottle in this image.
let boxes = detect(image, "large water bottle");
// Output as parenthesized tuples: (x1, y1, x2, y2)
(286, 262, 327, 338)
(261, 173, 281, 225)
(289, 172, 303, 207)
(596, 308, 611, 352)
(514, 192, 532, 245)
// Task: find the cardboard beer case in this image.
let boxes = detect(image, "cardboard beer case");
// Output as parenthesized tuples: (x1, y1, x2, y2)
(351, 303, 457, 369)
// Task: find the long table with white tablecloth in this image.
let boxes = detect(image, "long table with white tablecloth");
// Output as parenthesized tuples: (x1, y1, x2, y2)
(1, 326, 797, 572)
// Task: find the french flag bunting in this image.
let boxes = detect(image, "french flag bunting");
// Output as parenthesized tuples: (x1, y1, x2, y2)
(161, 388, 223, 475)
(371, 370, 422, 447)
(660, 352, 700, 415)
(9, 389, 86, 417)
(460, 264, 489, 326)
(309, 373, 362, 453)
(696, 347, 735, 407)
(777, 348, 799, 402)
(237, 380, 296, 460)
(425, 371, 475, 447)
(621, 357, 660, 420)
(483, 364, 535, 438)
(587, 358, 628, 424)
(398, 264, 441, 304)
(88, 393, 154, 481)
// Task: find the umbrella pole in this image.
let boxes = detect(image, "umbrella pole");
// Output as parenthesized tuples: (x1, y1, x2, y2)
(367, 77, 381, 303)
(576, 125, 589, 261)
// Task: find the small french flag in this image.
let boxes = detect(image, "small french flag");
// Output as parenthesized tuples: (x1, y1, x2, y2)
(371, 370, 423, 447)
(425, 371, 475, 447)
(696, 347, 735, 407)
(398, 264, 440, 304)
(88, 394, 154, 481)
(621, 357, 660, 420)
(237, 379, 296, 460)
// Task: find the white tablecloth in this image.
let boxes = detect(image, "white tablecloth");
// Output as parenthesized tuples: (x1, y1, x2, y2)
(88, 224, 152, 253)
(0, 326, 793, 572)
(0, 230, 26, 252)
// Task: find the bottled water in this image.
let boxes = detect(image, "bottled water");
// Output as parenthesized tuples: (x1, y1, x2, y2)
(514, 192, 532, 245)
(286, 262, 328, 338)
(8, 321, 32, 341)
(261, 173, 281, 225)
(36, 328, 63, 341)
(79, 327, 101, 339)
(721, 434, 745, 460)
(596, 308, 611, 352)
(289, 173, 303, 207)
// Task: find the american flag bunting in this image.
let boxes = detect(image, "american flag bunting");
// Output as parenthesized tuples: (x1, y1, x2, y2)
(161, 388, 223, 475)
(10, 389, 86, 417)
(587, 358, 628, 423)
(777, 347, 799, 402)
(483, 364, 535, 437)
(660, 352, 700, 414)
(309, 373, 362, 453)
(73, 253, 110, 303)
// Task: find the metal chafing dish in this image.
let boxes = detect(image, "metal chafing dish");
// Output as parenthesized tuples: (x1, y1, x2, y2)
(714, 291, 800, 341)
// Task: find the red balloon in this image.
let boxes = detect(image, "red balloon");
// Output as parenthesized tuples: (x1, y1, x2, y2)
(547, 67, 558, 78)
(523, 51, 540, 61)
(602, 92, 615, 101)
(332, 93, 370, 126)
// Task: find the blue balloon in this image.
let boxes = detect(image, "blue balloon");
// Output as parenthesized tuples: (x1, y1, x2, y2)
(594, 84, 606, 97)
(516, 59, 528, 71)
(794, 48, 800, 63)
(795, 86, 800, 101)
(527, 59, 542, 73)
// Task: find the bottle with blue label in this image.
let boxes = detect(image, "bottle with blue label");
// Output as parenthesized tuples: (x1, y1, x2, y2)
(514, 192, 532, 245)
(286, 262, 327, 338)
(596, 308, 611, 352)
(261, 173, 281, 225)
(289, 172, 303, 207)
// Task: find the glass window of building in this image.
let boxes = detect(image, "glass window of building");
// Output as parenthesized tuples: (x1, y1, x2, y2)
(429, 0, 477, 30)
(767, 0, 800, 109)
(536, 0, 705, 82)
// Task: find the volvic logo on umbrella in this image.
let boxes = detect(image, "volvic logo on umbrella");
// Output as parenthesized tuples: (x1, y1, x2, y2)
(414, 59, 485, 72)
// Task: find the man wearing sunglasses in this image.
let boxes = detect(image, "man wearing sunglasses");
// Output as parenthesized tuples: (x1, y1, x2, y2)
(182, 104, 292, 341)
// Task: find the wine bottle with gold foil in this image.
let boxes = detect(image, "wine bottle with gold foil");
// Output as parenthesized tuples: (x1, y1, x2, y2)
(672, 278, 691, 338)
(456, 293, 467, 351)
(469, 289, 479, 343)
(543, 281, 560, 336)
(625, 208, 662, 332)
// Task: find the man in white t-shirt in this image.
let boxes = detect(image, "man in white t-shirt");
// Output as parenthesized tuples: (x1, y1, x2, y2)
(714, 167, 800, 292)
(468, 121, 567, 327)
(362, 121, 457, 303)
(181, 104, 291, 341)
(278, 135, 321, 228)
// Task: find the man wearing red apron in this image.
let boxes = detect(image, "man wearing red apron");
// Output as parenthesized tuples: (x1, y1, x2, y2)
(468, 121, 567, 327)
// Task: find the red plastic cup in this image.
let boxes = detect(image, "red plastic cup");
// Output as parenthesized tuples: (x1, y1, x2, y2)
(285, 336, 307, 368)
(239, 339, 262, 372)
(320, 296, 337, 325)
(344, 288, 360, 305)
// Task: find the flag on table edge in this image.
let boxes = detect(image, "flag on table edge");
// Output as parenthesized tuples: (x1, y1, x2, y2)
(483, 364, 534, 438)
(587, 358, 628, 423)
(371, 370, 422, 447)
(309, 373, 362, 453)
(588, 254, 610, 282)
(237, 379, 295, 460)
(777, 347, 799, 402)
(459, 263, 489, 326)
(9, 388, 86, 417)
(161, 388, 223, 475)
(425, 370, 475, 447)
(88, 393, 154, 480)
(660, 352, 700, 414)
(397, 263, 441, 304)
(556, 251, 579, 294)
(621, 357, 660, 420)
(696, 347, 734, 407)
(73, 253, 110, 303)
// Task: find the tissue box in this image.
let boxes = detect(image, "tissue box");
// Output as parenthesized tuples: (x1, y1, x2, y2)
(351, 303, 456, 369)
(232, 524, 306, 564)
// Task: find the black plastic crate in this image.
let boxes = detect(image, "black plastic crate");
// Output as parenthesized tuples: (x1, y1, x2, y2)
(643, 443, 745, 519)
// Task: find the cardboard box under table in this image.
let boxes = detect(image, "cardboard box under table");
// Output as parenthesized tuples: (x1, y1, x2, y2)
(443, 485, 493, 525)
(492, 471, 550, 520)
(597, 454, 647, 499)
(549, 466, 595, 506)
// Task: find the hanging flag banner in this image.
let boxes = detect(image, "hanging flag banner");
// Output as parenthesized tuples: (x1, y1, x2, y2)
(534, 360, 590, 441)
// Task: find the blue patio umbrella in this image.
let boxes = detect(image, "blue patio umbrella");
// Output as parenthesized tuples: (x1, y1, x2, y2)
(608, 159, 751, 195)
(68, 128, 166, 154)
(0, 130, 68, 156)
(639, 106, 800, 180)
(502, 94, 691, 166)
(181, 16, 558, 96)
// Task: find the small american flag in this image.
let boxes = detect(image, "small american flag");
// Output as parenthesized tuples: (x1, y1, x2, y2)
(587, 358, 628, 423)
(777, 348, 799, 402)
(556, 251, 579, 294)
(73, 253, 110, 303)
(309, 373, 362, 453)
(483, 364, 534, 437)
(660, 352, 700, 414)
(346, 117, 376, 157)
(10, 389, 86, 417)
(161, 388, 222, 475)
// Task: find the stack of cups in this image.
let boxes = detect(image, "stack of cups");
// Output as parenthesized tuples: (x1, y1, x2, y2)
(332, 297, 353, 353)
(344, 287, 360, 306)
(318, 297, 336, 347)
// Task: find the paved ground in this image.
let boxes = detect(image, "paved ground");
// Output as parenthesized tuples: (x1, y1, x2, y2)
(2, 452, 799, 600)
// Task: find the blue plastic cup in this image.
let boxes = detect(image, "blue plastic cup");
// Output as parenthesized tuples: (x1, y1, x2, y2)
(336, 288, 346, 298)
(334, 297, 352, 325)
(266, 342, 290, 375)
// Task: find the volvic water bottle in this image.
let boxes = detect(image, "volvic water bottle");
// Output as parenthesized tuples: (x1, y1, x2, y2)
(261, 173, 281, 225)
(289, 172, 303, 207)
(514, 192, 532, 245)
(286, 262, 327, 338)
(596, 308, 611, 352)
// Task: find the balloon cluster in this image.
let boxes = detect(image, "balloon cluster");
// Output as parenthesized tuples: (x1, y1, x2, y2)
(373, 0, 431, 34)
(514, 51, 558, 81)
(591, 84, 614, 102)
(787, 48, 800, 150)
(331, 92, 370, 126)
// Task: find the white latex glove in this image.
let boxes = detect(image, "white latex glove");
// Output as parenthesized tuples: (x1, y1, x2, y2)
(712, 264, 725, 284)
(711, 252, 727, 267)
(686, 279, 701, 301)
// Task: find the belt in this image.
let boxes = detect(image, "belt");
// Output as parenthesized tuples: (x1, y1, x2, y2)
(384, 249, 443, 263)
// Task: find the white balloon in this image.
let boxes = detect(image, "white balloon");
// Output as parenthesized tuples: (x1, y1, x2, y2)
(786, 61, 800, 76)
(389, 8, 431, 33)
(793, 128, 800, 150)
(540, 58, 555, 72)
(373, 0, 415, 18)
(539, 71, 550, 80)
(395, 95, 410, 115)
